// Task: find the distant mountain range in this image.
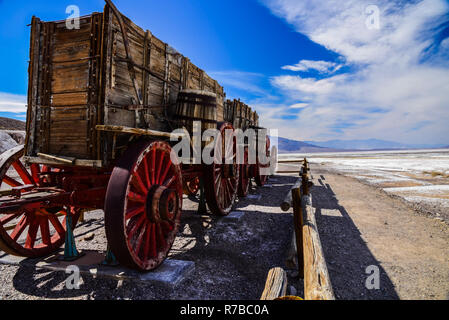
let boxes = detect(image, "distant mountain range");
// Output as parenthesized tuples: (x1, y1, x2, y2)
(275, 137, 448, 153)
(0, 117, 446, 153)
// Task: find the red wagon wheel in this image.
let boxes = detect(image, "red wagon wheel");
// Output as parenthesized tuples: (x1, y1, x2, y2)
(0, 146, 80, 257)
(183, 176, 200, 196)
(255, 136, 271, 187)
(204, 122, 239, 216)
(104, 141, 183, 271)
(238, 146, 250, 197)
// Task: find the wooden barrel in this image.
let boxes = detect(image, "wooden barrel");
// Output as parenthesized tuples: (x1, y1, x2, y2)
(174, 90, 218, 135)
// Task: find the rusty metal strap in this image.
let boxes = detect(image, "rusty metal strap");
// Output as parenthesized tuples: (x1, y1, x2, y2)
(114, 56, 166, 83)
(105, 0, 143, 106)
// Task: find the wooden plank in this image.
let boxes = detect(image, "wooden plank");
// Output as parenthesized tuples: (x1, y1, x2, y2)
(302, 192, 335, 300)
(280, 178, 301, 211)
(96, 125, 186, 138)
(37, 153, 76, 165)
(24, 156, 102, 168)
(260, 267, 288, 300)
(291, 187, 304, 277)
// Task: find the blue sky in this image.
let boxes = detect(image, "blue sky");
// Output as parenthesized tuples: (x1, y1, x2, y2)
(0, 0, 448, 144)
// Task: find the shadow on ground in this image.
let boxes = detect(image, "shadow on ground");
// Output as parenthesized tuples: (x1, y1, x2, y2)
(7, 175, 298, 300)
(312, 173, 399, 300)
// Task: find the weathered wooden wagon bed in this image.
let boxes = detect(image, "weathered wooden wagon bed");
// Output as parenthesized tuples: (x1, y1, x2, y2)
(0, 0, 271, 271)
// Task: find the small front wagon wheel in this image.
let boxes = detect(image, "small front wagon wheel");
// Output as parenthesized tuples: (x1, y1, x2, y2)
(0, 145, 80, 257)
(104, 141, 183, 271)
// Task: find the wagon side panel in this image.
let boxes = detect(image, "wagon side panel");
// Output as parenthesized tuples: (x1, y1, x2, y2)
(25, 14, 104, 160)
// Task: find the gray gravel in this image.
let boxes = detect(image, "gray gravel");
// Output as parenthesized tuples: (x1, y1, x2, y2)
(0, 175, 301, 300)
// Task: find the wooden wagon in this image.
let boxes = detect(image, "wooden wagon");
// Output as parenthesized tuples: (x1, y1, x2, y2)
(0, 0, 271, 271)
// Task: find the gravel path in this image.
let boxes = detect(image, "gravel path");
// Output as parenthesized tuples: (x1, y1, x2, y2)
(310, 164, 449, 300)
(0, 176, 299, 300)
(1, 164, 448, 300)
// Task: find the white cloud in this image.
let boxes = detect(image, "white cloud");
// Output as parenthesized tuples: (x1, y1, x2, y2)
(282, 59, 342, 73)
(0, 92, 27, 113)
(289, 103, 308, 109)
(260, 0, 449, 145)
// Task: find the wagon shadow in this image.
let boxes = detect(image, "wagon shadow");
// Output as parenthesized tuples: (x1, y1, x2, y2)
(312, 175, 399, 300)
(10, 261, 133, 299)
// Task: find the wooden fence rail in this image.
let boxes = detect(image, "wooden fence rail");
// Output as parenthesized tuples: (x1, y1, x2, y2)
(279, 159, 335, 300)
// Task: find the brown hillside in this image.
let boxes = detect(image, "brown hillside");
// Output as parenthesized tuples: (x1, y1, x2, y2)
(0, 117, 26, 131)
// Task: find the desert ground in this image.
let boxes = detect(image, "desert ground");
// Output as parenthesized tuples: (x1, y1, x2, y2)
(0, 149, 448, 300)
(279, 149, 449, 223)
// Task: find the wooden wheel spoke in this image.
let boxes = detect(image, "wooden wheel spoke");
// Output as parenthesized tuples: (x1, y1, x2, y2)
(10, 215, 29, 241)
(143, 155, 151, 187)
(48, 215, 65, 237)
(215, 174, 222, 197)
(25, 217, 39, 249)
(134, 222, 148, 257)
(128, 191, 145, 203)
(159, 159, 172, 186)
(133, 170, 148, 194)
(30, 164, 41, 184)
(151, 147, 156, 185)
(125, 206, 144, 221)
(1, 212, 22, 225)
(155, 152, 165, 185)
(162, 175, 175, 187)
(127, 214, 146, 241)
(142, 222, 151, 262)
(3, 175, 22, 187)
(156, 223, 167, 251)
(12, 160, 34, 185)
(39, 218, 51, 245)
(150, 223, 157, 258)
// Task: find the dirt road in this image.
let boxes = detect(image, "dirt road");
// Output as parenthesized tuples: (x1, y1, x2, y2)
(310, 164, 449, 300)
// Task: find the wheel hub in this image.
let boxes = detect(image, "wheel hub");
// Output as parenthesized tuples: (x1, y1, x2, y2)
(145, 185, 179, 223)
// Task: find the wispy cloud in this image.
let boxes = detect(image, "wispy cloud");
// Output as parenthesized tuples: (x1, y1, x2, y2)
(259, 0, 449, 144)
(0, 92, 27, 113)
(282, 59, 342, 73)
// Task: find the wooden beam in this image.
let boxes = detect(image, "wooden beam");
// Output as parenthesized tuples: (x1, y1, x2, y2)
(302, 193, 335, 300)
(291, 187, 304, 278)
(95, 125, 186, 139)
(260, 267, 288, 300)
(280, 178, 301, 211)
(37, 153, 75, 165)
(24, 156, 102, 168)
(277, 159, 306, 164)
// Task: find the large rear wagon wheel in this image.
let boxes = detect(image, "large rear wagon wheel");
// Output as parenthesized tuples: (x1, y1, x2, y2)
(0, 146, 80, 257)
(104, 141, 183, 271)
(204, 122, 239, 216)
